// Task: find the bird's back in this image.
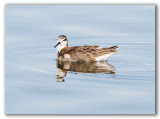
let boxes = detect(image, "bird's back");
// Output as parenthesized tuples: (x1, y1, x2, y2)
(58, 45, 118, 62)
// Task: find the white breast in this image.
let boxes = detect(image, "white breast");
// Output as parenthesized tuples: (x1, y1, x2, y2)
(64, 54, 70, 59)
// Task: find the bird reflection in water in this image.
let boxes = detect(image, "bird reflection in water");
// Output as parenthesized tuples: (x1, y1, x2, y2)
(56, 60, 115, 82)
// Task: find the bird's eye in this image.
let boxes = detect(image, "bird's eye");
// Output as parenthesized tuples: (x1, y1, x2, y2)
(63, 38, 67, 41)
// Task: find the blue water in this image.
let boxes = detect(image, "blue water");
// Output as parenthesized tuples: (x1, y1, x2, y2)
(5, 5, 155, 114)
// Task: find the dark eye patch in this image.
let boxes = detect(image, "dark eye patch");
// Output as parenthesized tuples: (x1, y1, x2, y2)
(63, 38, 67, 41)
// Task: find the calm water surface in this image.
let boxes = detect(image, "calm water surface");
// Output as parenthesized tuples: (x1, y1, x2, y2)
(5, 5, 155, 114)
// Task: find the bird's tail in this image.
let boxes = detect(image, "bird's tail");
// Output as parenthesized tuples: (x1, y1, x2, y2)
(95, 45, 118, 61)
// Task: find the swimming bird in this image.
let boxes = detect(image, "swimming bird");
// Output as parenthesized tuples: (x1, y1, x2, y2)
(54, 35, 118, 62)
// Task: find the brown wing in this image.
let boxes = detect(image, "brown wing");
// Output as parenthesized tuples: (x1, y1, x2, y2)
(95, 45, 118, 57)
(60, 45, 118, 61)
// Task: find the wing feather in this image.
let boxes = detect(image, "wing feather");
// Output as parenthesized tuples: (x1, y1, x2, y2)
(59, 45, 118, 61)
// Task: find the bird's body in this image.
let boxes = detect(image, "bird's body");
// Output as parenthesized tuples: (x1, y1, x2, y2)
(54, 35, 118, 62)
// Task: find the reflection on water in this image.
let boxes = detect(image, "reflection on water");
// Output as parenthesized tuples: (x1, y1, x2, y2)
(56, 60, 115, 82)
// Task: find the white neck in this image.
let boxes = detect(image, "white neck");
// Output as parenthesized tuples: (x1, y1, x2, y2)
(57, 44, 67, 53)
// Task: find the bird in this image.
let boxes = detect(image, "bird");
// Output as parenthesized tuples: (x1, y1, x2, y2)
(54, 35, 118, 62)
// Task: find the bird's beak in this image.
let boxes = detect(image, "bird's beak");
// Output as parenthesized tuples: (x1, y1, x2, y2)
(54, 42, 60, 48)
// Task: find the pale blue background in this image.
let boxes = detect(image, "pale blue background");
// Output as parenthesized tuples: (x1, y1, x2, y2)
(5, 5, 155, 114)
